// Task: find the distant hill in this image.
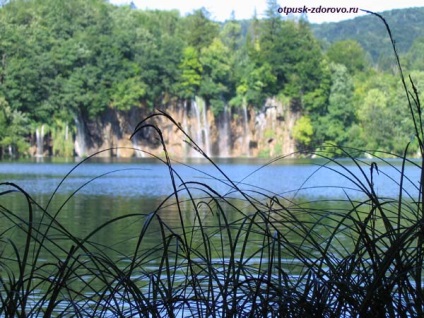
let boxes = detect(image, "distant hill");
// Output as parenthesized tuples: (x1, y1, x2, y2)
(311, 7, 424, 63)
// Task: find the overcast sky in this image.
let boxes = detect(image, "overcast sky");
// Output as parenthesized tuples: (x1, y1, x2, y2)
(110, 0, 424, 24)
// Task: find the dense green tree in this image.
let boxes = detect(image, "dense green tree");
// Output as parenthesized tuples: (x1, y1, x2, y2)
(177, 46, 203, 99)
(312, 7, 424, 64)
(133, 10, 184, 105)
(405, 37, 424, 72)
(0, 96, 29, 156)
(350, 71, 412, 155)
(287, 21, 329, 104)
(303, 59, 331, 116)
(182, 8, 219, 52)
(0, 0, 422, 158)
(110, 77, 147, 111)
(292, 116, 314, 151)
(315, 63, 355, 149)
(387, 71, 424, 154)
(230, 61, 276, 109)
(220, 16, 243, 52)
(326, 40, 369, 74)
(262, 0, 282, 45)
(357, 89, 391, 150)
(199, 38, 233, 114)
(259, 14, 327, 106)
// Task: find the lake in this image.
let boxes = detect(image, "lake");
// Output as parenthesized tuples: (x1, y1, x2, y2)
(0, 156, 421, 198)
(0, 156, 422, 316)
(0, 156, 420, 249)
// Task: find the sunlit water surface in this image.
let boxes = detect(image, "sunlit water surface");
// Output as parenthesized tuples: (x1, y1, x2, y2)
(0, 157, 421, 316)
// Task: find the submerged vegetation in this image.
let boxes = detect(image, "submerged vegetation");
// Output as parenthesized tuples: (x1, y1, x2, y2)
(0, 13, 424, 317)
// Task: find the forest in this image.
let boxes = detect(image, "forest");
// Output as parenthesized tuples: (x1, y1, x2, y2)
(1, 0, 424, 158)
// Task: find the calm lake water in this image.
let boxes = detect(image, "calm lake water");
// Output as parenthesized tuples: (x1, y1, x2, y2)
(0, 157, 421, 199)
(0, 156, 421, 246)
(0, 157, 422, 315)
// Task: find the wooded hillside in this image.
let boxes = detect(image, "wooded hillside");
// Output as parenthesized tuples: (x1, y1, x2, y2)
(0, 0, 423, 158)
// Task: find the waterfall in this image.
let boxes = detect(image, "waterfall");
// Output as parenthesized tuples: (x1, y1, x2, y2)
(192, 99, 203, 156)
(218, 105, 231, 157)
(242, 102, 250, 157)
(191, 97, 211, 157)
(35, 124, 44, 157)
(132, 134, 144, 158)
(35, 127, 40, 156)
(74, 115, 87, 157)
(182, 100, 189, 156)
(200, 99, 211, 156)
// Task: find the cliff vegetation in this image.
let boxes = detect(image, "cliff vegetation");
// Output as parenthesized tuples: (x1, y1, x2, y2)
(0, 0, 423, 158)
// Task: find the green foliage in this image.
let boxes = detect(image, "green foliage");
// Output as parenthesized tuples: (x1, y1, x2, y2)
(313, 63, 355, 150)
(199, 38, 232, 112)
(182, 8, 219, 51)
(219, 18, 242, 52)
(326, 40, 369, 74)
(230, 62, 276, 109)
(178, 46, 203, 98)
(0, 0, 189, 156)
(292, 116, 314, 148)
(302, 58, 331, 116)
(348, 70, 419, 155)
(111, 77, 146, 111)
(51, 120, 74, 157)
(0, 0, 423, 158)
(0, 96, 29, 156)
(405, 37, 424, 71)
(134, 10, 184, 105)
(258, 147, 271, 158)
(259, 18, 325, 100)
(312, 7, 424, 65)
(357, 88, 391, 149)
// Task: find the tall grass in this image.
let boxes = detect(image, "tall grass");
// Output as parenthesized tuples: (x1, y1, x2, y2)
(1, 12, 424, 317)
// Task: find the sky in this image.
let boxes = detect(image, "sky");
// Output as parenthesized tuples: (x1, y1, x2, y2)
(109, 0, 424, 24)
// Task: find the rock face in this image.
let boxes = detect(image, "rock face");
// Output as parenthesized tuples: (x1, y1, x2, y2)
(251, 97, 300, 158)
(32, 97, 301, 158)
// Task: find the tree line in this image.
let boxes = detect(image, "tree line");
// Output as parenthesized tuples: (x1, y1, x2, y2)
(0, 0, 423, 157)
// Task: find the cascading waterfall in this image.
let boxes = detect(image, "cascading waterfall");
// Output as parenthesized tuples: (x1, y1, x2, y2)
(200, 99, 211, 156)
(132, 134, 144, 158)
(182, 100, 189, 156)
(74, 115, 87, 157)
(242, 102, 250, 157)
(35, 125, 44, 157)
(65, 124, 69, 141)
(192, 99, 203, 156)
(191, 98, 211, 157)
(218, 105, 231, 157)
(35, 127, 40, 156)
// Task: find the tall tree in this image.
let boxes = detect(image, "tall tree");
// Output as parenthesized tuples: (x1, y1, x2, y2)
(327, 40, 369, 74)
(316, 63, 355, 150)
(182, 8, 219, 52)
(199, 38, 232, 114)
(405, 37, 424, 72)
(177, 46, 203, 99)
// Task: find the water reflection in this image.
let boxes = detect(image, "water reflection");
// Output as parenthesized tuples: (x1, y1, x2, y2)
(0, 158, 422, 316)
(0, 157, 421, 199)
